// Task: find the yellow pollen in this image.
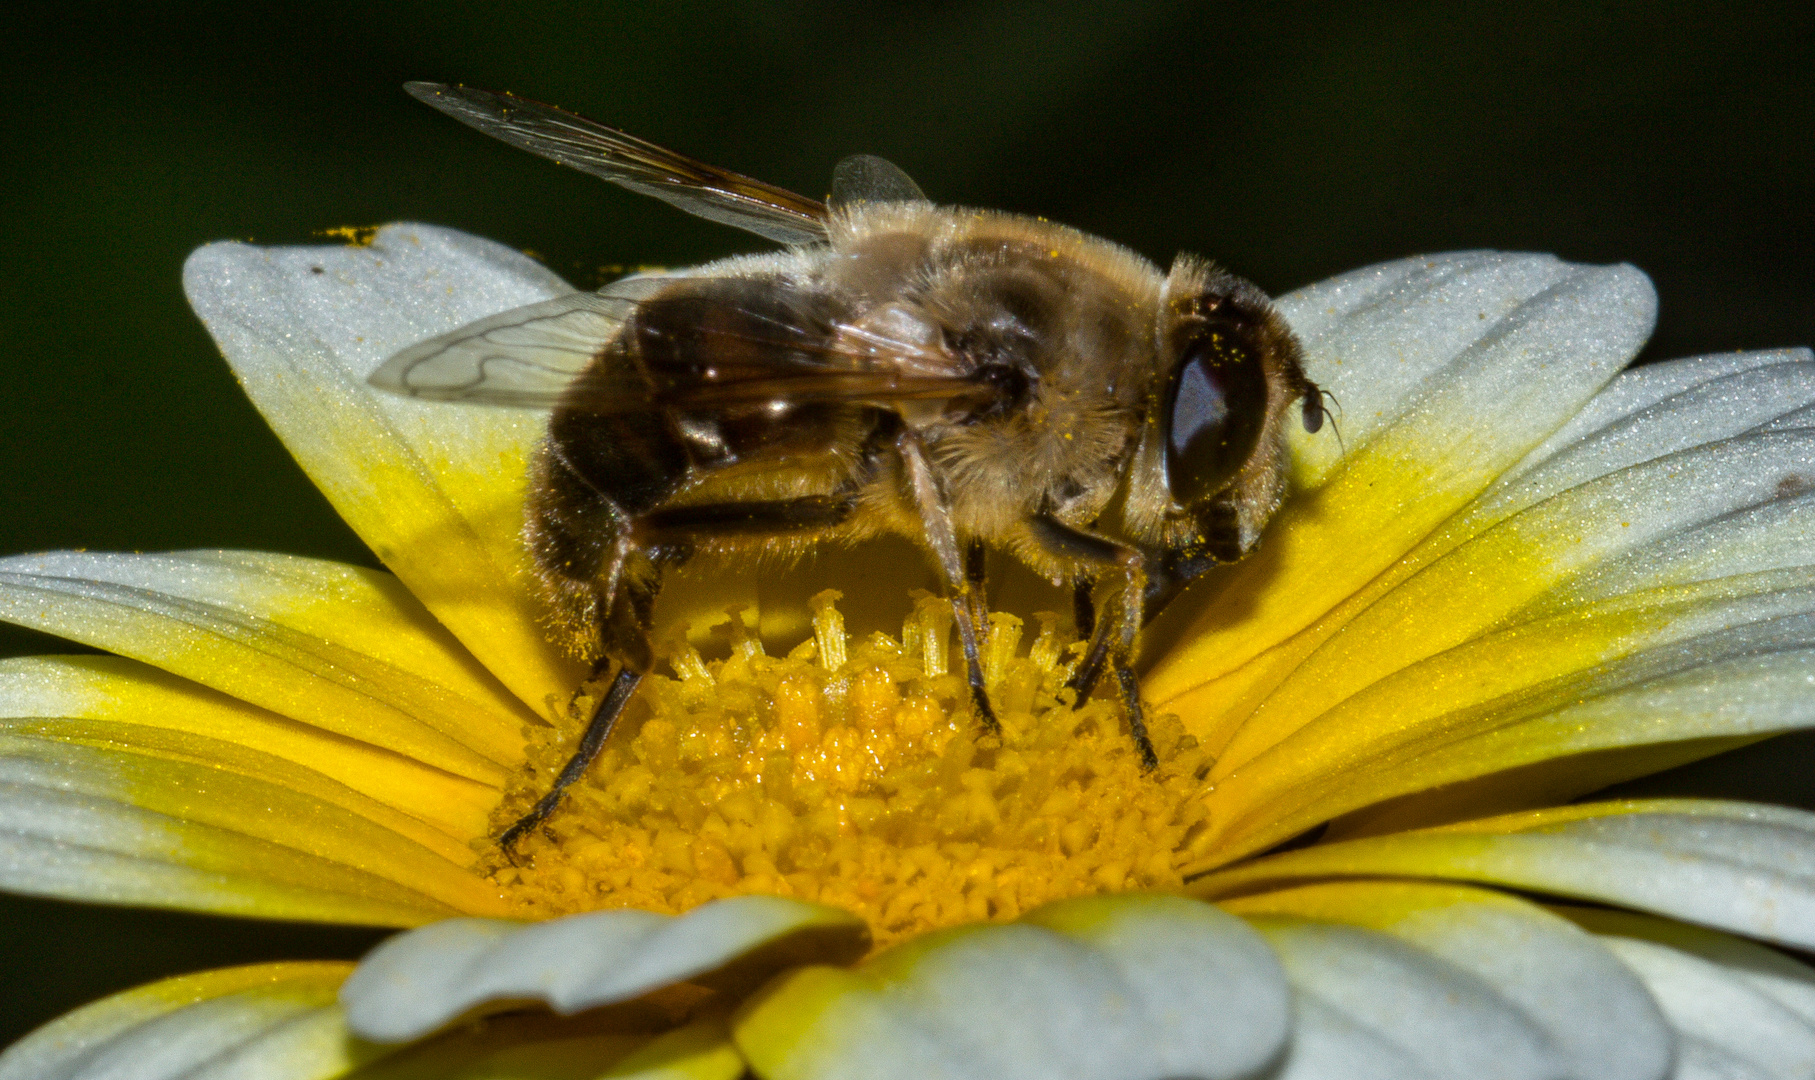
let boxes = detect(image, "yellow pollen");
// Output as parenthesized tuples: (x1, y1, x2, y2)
(485, 592, 1216, 948)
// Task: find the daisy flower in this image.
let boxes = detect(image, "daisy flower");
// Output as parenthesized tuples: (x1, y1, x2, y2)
(3, 223, 1814, 1080)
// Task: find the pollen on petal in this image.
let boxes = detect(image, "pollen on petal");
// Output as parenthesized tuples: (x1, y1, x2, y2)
(485, 594, 1216, 948)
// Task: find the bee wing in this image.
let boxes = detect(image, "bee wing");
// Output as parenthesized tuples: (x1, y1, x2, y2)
(406, 83, 829, 245)
(563, 285, 990, 413)
(368, 275, 676, 407)
(828, 154, 927, 209)
(374, 275, 998, 414)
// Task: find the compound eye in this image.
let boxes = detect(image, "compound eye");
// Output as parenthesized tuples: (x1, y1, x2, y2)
(1165, 327, 1268, 504)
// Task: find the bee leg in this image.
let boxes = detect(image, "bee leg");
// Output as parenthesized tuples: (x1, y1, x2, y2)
(1072, 578, 1096, 640)
(950, 593, 1001, 733)
(1069, 622, 1113, 702)
(1113, 662, 1159, 771)
(1026, 514, 1158, 769)
(964, 539, 990, 630)
(957, 538, 1003, 730)
(497, 661, 644, 854)
(498, 568, 660, 856)
(895, 431, 1000, 733)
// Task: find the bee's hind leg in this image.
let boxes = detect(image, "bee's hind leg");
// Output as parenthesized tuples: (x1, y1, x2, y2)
(498, 575, 657, 857)
(497, 661, 645, 854)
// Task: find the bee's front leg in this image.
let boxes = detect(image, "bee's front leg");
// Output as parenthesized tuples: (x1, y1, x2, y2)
(895, 431, 1000, 734)
(1027, 514, 1159, 770)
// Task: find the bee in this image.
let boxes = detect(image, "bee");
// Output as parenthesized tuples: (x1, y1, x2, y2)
(372, 83, 1328, 850)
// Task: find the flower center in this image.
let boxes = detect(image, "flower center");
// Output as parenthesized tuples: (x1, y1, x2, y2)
(485, 592, 1217, 948)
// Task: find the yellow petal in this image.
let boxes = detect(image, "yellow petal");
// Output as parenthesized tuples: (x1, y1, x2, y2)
(1200, 566, 1815, 857)
(597, 1019, 744, 1080)
(0, 655, 496, 842)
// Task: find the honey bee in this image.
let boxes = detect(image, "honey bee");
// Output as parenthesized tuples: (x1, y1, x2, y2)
(372, 83, 1328, 849)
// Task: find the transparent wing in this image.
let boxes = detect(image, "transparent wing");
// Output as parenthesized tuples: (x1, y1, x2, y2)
(367, 277, 670, 407)
(829, 154, 927, 209)
(406, 82, 829, 245)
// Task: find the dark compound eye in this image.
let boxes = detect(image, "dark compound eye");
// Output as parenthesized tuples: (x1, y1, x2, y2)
(1164, 326, 1268, 505)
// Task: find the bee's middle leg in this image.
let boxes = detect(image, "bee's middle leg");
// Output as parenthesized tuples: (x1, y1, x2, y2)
(894, 432, 1000, 733)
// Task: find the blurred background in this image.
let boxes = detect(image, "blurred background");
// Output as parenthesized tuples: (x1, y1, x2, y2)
(0, 0, 1810, 1044)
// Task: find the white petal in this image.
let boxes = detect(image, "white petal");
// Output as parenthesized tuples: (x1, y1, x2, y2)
(184, 225, 583, 714)
(1268, 994, 1437, 1080)
(1254, 919, 1557, 1080)
(340, 896, 868, 1043)
(1602, 937, 1815, 1079)
(1279, 252, 1655, 483)
(1666, 1039, 1778, 1080)
(0, 963, 372, 1080)
(1375, 896, 1670, 1080)
(733, 895, 1289, 1080)
(1562, 909, 1815, 1031)
(1278, 251, 1577, 461)
(1230, 882, 1671, 1080)
(1511, 348, 1814, 477)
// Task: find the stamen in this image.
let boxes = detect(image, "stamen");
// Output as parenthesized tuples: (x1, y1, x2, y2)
(485, 595, 1216, 948)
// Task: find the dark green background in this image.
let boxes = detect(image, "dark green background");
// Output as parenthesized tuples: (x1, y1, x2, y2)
(1, 0, 1811, 1045)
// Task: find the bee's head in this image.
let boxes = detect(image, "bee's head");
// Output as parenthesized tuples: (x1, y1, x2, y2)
(1158, 267, 1306, 511)
(1139, 259, 1319, 621)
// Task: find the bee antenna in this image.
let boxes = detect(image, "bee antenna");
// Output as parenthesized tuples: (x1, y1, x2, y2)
(1301, 386, 1344, 453)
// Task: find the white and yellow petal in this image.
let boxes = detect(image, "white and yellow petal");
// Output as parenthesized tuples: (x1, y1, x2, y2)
(1195, 799, 1815, 951)
(183, 225, 582, 713)
(0, 961, 725, 1080)
(0, 550, 530, 777)
(1147, 253, 1657, 707)
(0, 551, 523, 923)
(0, 962, 375, 1080)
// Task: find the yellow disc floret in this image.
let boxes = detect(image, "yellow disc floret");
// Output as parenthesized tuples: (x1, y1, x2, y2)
(487, 592, 1216, 948)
